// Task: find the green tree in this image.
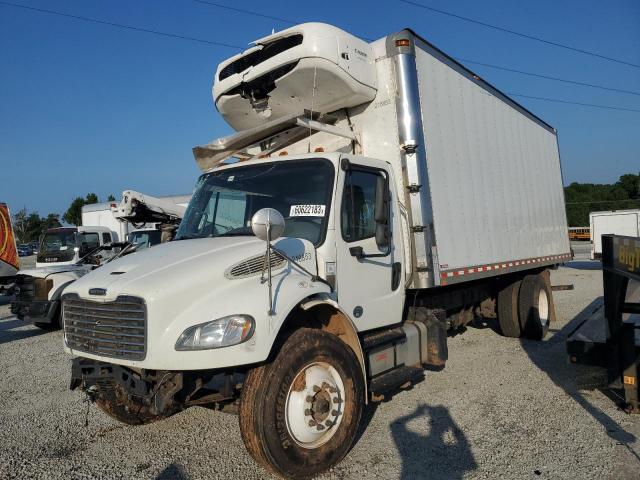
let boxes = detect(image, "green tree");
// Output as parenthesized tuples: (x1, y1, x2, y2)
(42, 213, 62, 230)
(63, 197, 85, 226)
(107, 194, 116, 201)
(616, 173, 640, 199)
(25, 212, 43, 242)
(62, 193, 100, 226)
(85, 193, 99, 204)
(564, 172, 640, 226)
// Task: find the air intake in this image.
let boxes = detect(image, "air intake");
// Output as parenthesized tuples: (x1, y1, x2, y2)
(225, 252, 286, 279)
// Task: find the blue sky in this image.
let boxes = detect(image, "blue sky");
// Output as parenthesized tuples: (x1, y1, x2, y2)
(1, 0, 639, 218)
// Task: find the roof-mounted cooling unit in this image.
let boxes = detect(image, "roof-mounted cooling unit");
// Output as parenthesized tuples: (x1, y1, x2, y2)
(213, 23, 377, 131)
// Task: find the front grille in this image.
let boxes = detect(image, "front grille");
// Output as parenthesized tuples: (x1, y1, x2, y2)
(63, 293, 146, 360)
(225, 252, 286, 279)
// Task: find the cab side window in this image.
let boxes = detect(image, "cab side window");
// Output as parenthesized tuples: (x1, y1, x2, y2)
(341, 169, 378, 242)
(102, 232, 112, 244)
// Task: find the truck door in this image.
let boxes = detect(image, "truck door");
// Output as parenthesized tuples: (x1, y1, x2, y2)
(335, 157, 405, 331)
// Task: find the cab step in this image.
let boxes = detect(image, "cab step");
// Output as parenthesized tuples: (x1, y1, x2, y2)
(370, 366, 424, 400)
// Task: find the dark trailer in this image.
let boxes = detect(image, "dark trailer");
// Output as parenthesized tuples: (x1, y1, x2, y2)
(567, 234, 640, 413)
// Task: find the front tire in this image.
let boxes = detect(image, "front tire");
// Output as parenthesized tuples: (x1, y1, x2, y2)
(94, 383, 178, 425)
(239, 328, 364, 479)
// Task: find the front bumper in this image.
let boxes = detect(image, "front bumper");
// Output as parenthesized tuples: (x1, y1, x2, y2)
(70, 357, 242, 414)
(10, 299, 59, 324)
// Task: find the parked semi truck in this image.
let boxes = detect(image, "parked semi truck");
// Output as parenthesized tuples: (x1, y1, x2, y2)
(590, 209, 640, 259)
(64, 23, 570, 478)
(12, 191, 188, 329)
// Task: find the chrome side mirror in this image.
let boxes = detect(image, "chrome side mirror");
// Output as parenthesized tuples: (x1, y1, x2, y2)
(251, 208, 285, 317)
(251, 208, 285, 242)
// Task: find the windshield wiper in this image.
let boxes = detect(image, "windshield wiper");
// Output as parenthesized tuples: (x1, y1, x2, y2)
(175, 234, 203, 241)
(214, 232, 254, 237)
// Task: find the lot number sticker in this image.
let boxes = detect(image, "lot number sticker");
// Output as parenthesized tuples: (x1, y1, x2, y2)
(290, 205, 326, 217)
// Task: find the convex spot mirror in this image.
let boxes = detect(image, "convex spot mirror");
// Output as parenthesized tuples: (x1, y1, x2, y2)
(251, 208, 285, 242)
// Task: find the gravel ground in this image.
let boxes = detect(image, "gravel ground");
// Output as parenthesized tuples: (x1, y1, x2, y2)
(0, 260, 638, 479)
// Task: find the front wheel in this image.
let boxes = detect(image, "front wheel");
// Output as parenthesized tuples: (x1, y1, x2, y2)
(34, 307, 61, 330)
(239, 328, 364, 479)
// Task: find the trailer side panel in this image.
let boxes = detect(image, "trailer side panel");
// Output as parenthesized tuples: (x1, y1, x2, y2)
(414, 43, 570, 282)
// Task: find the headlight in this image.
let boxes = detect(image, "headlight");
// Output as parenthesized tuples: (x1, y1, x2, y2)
(175, 314, 255, 351)
(34, 278, 53, 301)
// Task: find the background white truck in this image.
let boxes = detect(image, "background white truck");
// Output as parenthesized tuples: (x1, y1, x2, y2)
(36, 225, 116, 268)
(63, 23, 570, 478)
(590, 209, 640, 259)
(12, 191, 189, 329)
(82, 192, 191, 242)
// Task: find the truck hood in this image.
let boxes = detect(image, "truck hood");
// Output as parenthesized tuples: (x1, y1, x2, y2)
(67, 236, 316, 301)
(18, 264, 94, 279)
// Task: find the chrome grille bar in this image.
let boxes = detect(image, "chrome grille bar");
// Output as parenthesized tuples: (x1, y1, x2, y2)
(62, 293, 146, 360)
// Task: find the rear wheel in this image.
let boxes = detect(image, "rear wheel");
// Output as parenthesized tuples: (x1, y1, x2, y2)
(239, 328, 364, 479)
(497, 280, 522, 338)
(518, 274, 552, 340)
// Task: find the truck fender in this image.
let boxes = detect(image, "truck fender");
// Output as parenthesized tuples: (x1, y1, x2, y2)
(299, 293, 368, 403)
(50, 279, 77, 302)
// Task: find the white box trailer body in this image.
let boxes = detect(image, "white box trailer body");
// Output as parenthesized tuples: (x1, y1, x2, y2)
(358, 33, 570, 287)
(590, 209, 640, 259)
(81, 203, 128, 241)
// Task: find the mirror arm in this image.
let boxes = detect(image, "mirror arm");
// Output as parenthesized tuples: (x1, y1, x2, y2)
(271, 246, 333, 292)
(266, 223, 274, 316)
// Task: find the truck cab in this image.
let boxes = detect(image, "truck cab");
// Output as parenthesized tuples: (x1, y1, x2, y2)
(63, 152, 403, 367)
(36, 226, 116, 268)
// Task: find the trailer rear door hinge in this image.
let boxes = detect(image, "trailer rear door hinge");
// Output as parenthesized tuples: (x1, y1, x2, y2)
(402, 143, 419, 154)
(406, 184, 421, 194)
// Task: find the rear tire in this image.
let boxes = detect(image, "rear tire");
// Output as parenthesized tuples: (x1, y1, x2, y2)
(497, 280, 522, 338)
(518, 274, 552, 340)
(239, 328, 364, 479)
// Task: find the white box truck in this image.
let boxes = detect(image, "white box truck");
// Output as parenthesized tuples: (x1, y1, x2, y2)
(590, 209, 640, 259)
(63, 23, 570, 478)
(81, 193, 191, 242)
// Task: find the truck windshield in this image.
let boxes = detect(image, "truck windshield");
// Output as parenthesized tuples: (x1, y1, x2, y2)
(40, 230, 77, 253)
(176, 159, 335, 245)
(129, 230, 162, 249)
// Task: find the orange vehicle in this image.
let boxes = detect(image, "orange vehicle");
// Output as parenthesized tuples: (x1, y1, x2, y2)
(568, 226, 590, 241)
(0, 202, 19, 280)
